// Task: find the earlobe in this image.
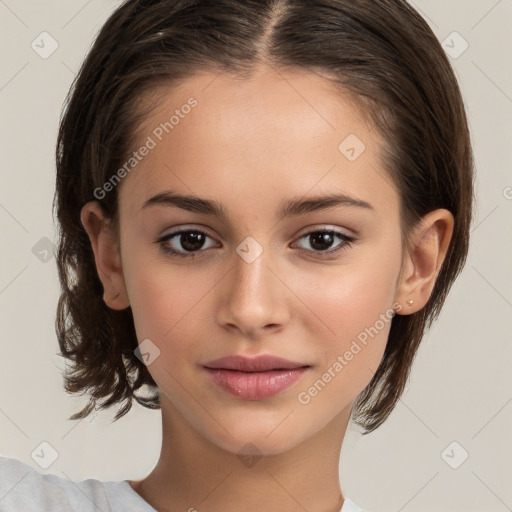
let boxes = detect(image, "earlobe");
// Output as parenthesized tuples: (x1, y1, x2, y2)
(80, 200, 130, 310)
(394, 209, 454, 315)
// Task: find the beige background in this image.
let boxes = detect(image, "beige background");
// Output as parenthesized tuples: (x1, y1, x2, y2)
(1, 1, 511, 511)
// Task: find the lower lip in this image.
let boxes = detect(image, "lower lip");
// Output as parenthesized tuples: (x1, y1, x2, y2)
(205, 367, 309, 400)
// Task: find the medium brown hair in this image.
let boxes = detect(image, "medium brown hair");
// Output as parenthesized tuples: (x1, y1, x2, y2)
(54, 0, 475, 433)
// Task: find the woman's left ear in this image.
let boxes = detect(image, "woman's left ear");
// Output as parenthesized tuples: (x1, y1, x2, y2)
(394, 208, 454, 315)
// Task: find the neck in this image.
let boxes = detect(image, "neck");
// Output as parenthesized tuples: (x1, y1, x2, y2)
(130, 398, 352, 512)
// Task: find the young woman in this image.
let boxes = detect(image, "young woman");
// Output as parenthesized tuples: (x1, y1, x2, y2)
(0, 0, 474, 511)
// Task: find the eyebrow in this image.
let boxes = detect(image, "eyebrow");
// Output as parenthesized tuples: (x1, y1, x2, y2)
(141, 190, 374, 220)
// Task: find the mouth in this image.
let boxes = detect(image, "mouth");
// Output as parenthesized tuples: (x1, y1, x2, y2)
(203, 354, 310, 372)
(203, 355, 311, 400)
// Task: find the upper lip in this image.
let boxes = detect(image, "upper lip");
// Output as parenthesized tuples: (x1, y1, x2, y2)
(203, 355, 310, 372)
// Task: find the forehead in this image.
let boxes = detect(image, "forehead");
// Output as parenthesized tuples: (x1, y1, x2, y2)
(118, 65, 397, 221)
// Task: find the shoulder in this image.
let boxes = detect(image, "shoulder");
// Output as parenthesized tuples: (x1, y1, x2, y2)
(0, 455, 156, 511)
(0, 454, 134, 511)
(0, 454, 80, 510)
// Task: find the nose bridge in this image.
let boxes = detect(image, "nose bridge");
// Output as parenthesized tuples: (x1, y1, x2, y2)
(219, 234, 288, 335)
(232, 235, 277, 307)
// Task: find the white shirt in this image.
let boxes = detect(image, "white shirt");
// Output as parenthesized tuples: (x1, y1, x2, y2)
(0, 455, 368, 511)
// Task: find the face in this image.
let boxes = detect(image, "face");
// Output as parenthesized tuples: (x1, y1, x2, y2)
(99, 66, 408, 455)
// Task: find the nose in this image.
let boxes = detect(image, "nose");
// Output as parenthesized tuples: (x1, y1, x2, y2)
(216, 242, 290, 339)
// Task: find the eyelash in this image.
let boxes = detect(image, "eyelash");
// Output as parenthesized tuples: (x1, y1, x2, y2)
(155, 227, 357, 259)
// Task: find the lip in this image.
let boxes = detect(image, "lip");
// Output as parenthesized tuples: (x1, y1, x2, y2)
(203, 355, 311, 400)
(204, 355, 308, 372)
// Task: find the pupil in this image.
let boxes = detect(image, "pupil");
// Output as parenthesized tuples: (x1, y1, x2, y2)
(181, 232, 205, 251)
(310, 232, 333, 251)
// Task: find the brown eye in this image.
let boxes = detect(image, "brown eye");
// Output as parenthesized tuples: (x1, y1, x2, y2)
(158, 229, 217, 257)
(293, 230, 356, 256)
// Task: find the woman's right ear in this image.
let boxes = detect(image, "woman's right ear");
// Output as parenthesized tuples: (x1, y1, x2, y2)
(80, 200, 130, 310)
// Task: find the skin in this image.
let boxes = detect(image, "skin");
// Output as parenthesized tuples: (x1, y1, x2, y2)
(81, 64, 454, 512)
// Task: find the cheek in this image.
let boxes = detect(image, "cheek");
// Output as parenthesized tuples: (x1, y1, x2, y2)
(295, 281, 394, 414)
(123, 267, 205, 400)
(120, 229, 206, 333)
(289, 255, 399, 404)
(126, 268, 203, 342)
(291, 254, 398, 343)
(122, 249, 215, 376)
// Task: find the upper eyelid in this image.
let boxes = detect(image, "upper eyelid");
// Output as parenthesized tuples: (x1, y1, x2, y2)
(162, 223, 354, 235)
(161, 225, 216, 241)
(161, 225, 353, 240)
(294, 225, 354, 238)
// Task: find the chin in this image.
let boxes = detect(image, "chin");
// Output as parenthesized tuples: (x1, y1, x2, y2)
(200, 416, 314, 458)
